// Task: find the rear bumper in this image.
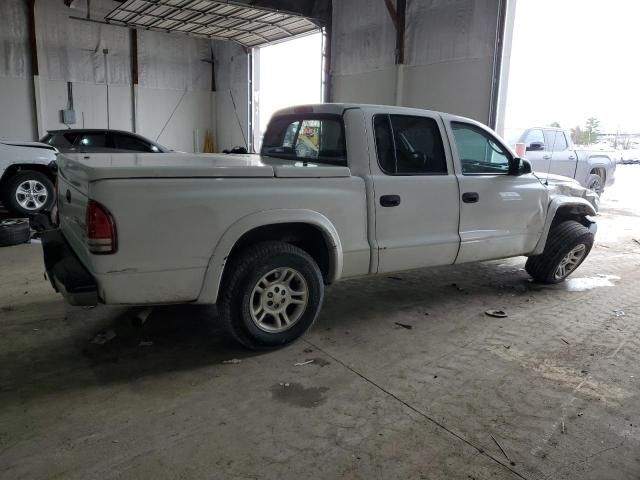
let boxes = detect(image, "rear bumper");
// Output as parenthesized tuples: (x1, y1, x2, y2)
(42, 229, 98, 306)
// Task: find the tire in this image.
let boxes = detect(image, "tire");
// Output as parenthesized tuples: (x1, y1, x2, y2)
(0, 219, 31, 247)
(219, 241, 324, 350)
(3, 171, 55, 216)
(525, 220, 594, 284)
(586, 173, 603, 195)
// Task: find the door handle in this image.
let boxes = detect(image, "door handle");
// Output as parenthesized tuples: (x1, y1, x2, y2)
(380, 195, 401, 207)
(568, 155, 576, 160)
(543, 154, 552, 160)
(462, 192, 479, 204)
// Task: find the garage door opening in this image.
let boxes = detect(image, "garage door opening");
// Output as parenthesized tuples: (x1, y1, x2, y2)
(503, 0, 640, 152)
(251, 32, 323, 151)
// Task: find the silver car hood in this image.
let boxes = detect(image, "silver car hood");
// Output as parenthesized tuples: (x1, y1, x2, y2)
(535, 172, 600, 212)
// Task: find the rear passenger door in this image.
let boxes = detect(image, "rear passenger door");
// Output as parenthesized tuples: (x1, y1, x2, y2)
(74, 132, 115, 153)
(543, 129, 577, 178)
(371, 113, 461, 273)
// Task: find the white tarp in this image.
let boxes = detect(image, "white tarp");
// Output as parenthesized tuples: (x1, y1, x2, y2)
(331, 0, 395, 76)
(138, 30, 211, 91)
(0, 0, 31, 78)
(331, 0, 498, 75)
(0, 0, 211, 91)
(406, 0, 497, 66)
(36, 0, 131, 85)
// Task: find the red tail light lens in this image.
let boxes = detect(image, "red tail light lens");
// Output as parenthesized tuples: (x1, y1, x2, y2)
(86, 200, 117, 254)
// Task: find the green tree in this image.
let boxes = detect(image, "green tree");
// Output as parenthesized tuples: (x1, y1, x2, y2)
(585, 117, 601, 144)
(549, 122, 561, 128)
(571, 126, 586, 145)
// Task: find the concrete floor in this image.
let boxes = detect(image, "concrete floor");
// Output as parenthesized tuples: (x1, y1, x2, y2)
(1, 166, 639, 480)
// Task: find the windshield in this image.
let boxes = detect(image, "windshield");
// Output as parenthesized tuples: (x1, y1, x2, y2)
(261, 114, 347, 166)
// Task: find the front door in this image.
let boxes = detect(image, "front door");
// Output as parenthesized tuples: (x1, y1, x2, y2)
(543, 129, 578, 178)
(523, 128, 550, 173)
(370, 112, 461, 273)
(446, 120, 548, 264)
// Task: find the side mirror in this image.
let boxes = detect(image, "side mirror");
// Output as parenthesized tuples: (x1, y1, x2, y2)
(527, 142, 545, 152)
(509, 157, 532, 176)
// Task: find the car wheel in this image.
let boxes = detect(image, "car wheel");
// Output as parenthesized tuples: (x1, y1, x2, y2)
(3, 171, 55, 216)
(219, 241, 324, 350)
(525, 220, 594, 284)
(586, 173, 603, 195)
(0, 219, 31, 247)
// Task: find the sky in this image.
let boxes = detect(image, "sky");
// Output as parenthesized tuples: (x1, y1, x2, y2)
(504, 0, 640, 134)
(255, 32, 322, 146)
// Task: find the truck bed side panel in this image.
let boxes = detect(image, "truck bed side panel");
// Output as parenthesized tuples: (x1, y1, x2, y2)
(87, 177, 369, 304)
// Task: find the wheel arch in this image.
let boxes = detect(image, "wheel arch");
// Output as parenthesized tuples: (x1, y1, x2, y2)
(0, 163, 56, 186)
(197, 209, 343, 304)
(531, 197, 597, 256)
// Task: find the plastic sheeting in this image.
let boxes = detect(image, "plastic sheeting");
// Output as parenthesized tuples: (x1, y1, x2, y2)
(138, 30, 211, 91)
(331, 0, 499, 76)
(0, 0, 31, 78)
(331, 0, 395, 76)
(36, 0, 131, 85)
(0, 0, 211, 91)
(406, 0, 498, 66)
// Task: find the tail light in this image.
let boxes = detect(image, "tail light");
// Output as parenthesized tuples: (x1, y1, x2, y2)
(86, 200, 117, 254)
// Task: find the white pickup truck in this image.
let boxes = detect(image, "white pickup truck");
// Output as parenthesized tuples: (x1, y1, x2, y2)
(42, 104, 599, 349)
(506, 127, 616, 194)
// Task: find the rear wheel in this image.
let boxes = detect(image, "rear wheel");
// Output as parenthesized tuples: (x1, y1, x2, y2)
(219, 242, 324, 350)
(3, 171, 55, 216)
(525, 220, 594, 284)
(586, 173, 603, 195)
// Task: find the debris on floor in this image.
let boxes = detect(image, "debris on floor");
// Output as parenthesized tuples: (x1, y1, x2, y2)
(91, 330, 116, 345)
(561, 338, 570, 345)
(394, 322, 414, 330)
(613, 310, 625, 317)
(138, 341, 153, 347)
(388, 276, 404, 281)
(295, 360, 314, 366)
(490, 435, 515, 466)
(303, 348, 313, 353)
(485, 310, 508, 318)
(223, 358, 241, 364)
(633, 238, 640, 246)
(135, 307, 154, 326)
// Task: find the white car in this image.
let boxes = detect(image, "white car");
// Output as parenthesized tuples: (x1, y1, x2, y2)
(42, 104, 599, 350)
(0, 141, 58, 216)
(506, 127, 616, 194)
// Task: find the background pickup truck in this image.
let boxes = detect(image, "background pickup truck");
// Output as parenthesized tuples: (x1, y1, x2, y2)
(506, 127, 616, 194)
(43, 104, 599, 350)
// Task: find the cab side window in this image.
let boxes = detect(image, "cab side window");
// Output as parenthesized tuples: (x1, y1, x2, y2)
(373, 114, 447, 175)
(525, 129, 545, 151)
(451, 122, 511, 175)
(544, 130, 568, 152)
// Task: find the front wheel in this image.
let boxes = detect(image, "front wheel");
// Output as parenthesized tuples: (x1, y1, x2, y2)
(525, 220, 594, 284)
(3, 171, 55, 216)
(219, 242, 324, 350)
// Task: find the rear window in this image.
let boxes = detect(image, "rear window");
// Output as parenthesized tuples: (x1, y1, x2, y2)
(261, 114, 347, 166)
(42, 132, 80, 149)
